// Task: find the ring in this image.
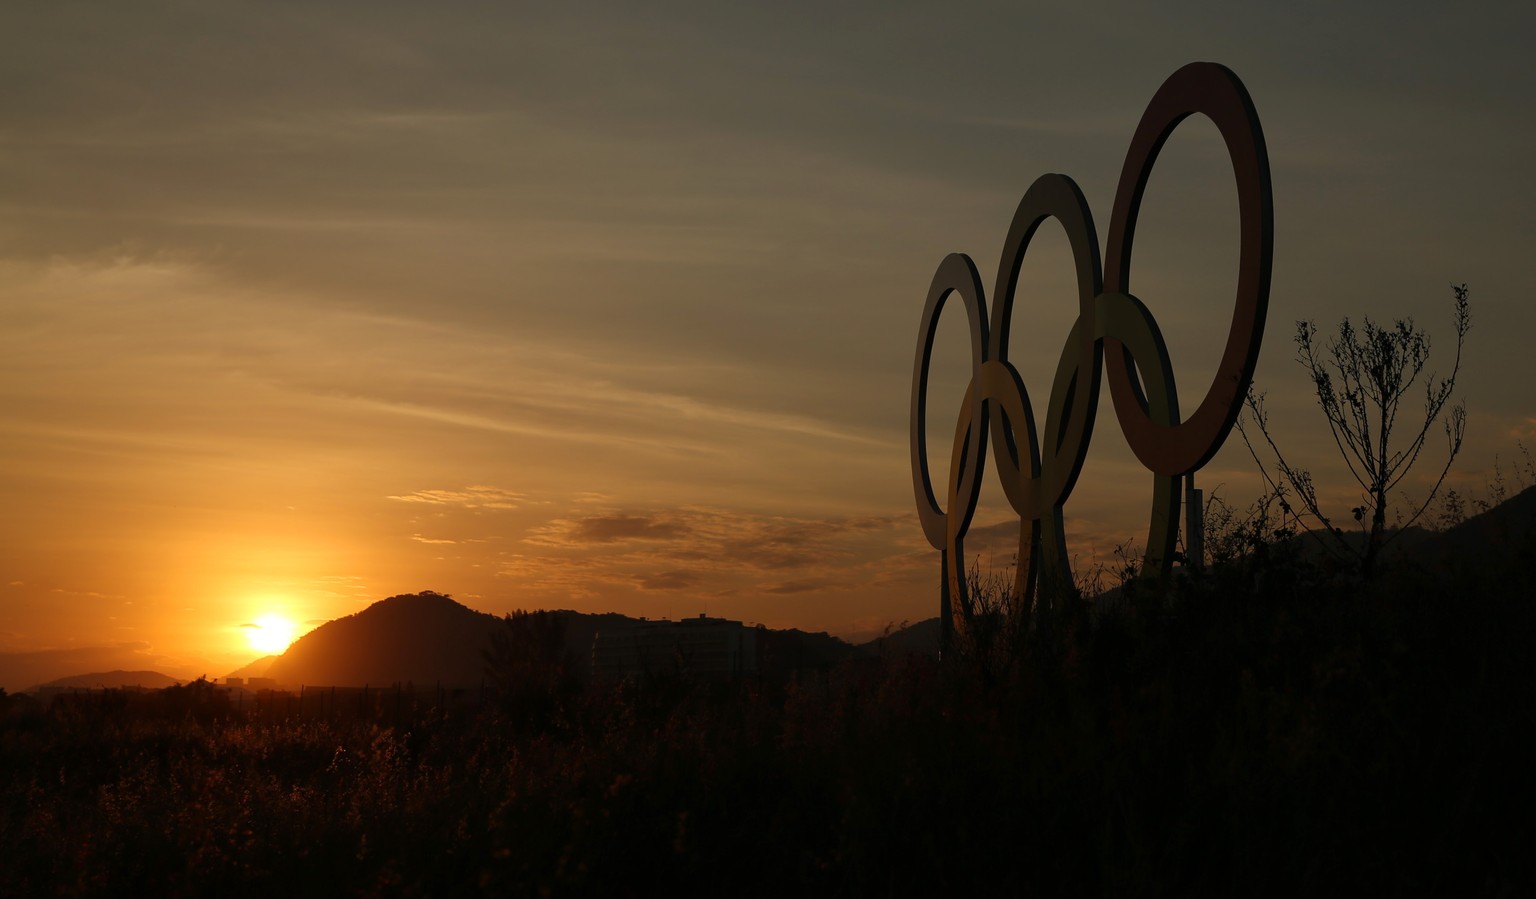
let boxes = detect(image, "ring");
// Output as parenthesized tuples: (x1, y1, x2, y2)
(910, 62, 1272, 639)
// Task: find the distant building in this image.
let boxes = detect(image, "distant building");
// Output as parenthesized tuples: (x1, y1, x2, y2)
(592, 614, 758, 679)
(245, 677, 277, 690)
(225, 677, 244, 687)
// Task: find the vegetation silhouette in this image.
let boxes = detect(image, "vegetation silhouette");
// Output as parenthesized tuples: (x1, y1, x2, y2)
(1242, 283, 1471, 575)
(3, 491, 1533, 895)
(482, 609, 581, 733)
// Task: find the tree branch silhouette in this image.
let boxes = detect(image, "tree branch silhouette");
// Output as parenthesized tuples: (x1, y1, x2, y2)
(1238, 283, 1470, 575)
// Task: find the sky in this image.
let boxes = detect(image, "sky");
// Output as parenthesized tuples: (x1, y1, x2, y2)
(2, 1, 1532, 687)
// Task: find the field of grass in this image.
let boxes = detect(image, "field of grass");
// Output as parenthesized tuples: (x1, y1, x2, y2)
(3, 553, 1533, 896)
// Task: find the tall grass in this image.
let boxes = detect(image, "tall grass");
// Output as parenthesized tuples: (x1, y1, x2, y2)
(3, 552, 1533, 896)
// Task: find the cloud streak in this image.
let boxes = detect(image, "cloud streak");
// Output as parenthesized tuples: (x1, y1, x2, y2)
(388, 486, 525, 510)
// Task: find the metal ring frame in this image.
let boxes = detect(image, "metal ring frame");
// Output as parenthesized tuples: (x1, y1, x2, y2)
(910, 62, 1273, 643)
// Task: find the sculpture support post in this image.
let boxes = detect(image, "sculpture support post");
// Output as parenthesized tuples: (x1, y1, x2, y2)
(1186, 478, 1204, 572)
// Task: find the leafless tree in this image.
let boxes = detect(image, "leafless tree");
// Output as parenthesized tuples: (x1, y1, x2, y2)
(1238, 283, 1470, 576)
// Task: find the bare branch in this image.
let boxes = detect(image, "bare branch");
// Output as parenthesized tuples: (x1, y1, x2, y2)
(1244, 284, 1472, 576)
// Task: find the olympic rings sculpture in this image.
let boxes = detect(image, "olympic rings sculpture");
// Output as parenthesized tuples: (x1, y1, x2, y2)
(910, 62, 1273, 641)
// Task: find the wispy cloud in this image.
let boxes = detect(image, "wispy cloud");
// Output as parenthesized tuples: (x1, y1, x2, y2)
(506, 506, 914, 617)
(387, 486, 525, 510)
(763, 579, 842, 595)
(573, 515, 691, 543)
(635, 570, 703, 591)
(526, 508, 900, 567)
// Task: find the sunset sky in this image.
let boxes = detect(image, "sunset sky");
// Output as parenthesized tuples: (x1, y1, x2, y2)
(3, 2, 1532, 687)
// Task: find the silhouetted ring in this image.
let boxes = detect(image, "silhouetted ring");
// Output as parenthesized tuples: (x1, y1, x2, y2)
(1103, 61, 1273, 476)
(988, 173, 1103, 514)
(908, 61, 1271, 626)
(910, 252, 988, 551)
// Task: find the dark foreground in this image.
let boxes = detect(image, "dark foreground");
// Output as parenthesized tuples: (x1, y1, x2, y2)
(3, 559, 1533, 897)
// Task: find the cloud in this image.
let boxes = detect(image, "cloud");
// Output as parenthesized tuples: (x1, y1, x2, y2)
(577, 515, 692, 543)
(763, 579, 841, 595)
(410, 535, 458, 545)
(495, 554, 609, 601)
(707, 515, 899, 572)
(528, 513, 691, 546)
(505, 507, 915, 614)
(958, 520, 1028, 565)
(636, 570, 703, 591)
(310, 575, 373, 601)
(530, 508, 906, 567)
(478, 505, 942, 634)
(387, 485, 525, 510)
(48, 587, 125, 601)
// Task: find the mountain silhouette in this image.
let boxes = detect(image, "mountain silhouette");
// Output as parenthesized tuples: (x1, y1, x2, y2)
(1264, 484, 1536, 573)
(30, 670, 182, 691)
(224, 655, 278, 681)
(856, 618, 941, 658)
(757, 625, 864, 672)
(259, 591, 864, 688)
(264, 591, 506, 688)
(1394, 483, 1536, 584)
(1432, 483, 1536, 557)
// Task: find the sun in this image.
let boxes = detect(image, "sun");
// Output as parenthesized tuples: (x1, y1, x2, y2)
(245, 613, 297, 655)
